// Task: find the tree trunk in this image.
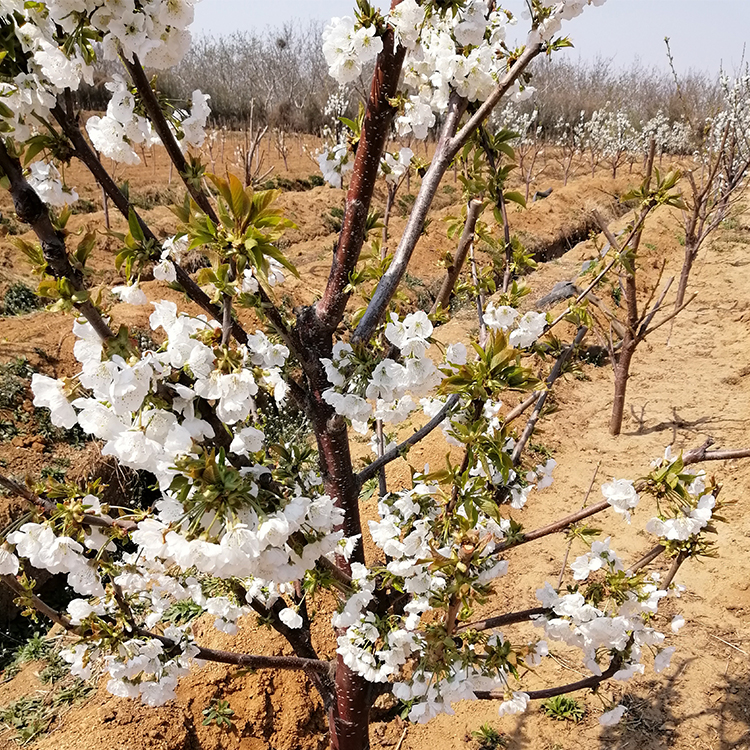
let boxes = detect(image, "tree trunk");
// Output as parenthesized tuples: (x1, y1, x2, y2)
(609, 339, 635, 436)
(610, 270, 638, 436)
(329, 661, 374, 750)
(674, 242, 698, 310)
(430, 199, 482, 314)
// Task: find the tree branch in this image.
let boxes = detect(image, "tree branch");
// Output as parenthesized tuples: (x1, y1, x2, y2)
(354, 43, 543, 344)
(0, 574, 80, 633)
(356, 394, 461, 485)
(50, 101, 250, 345)
(496, 499, 611, 554)
(456, 606, 548, 634)
(0, 139, 113, 342)
(640, 293, 697, 338)
(683, 443, 750, 466)
(430, 199, 484, 314)
(474, 652, 623, 701)
(313, 27, 405, 334)
(511, 326, 588, 465)
(0, 472, 137, 531)
(121, 56, 218, 222)
(546, 207, 652, 335)
(0, 578, 331, 675)
(629, 544, 665, 573)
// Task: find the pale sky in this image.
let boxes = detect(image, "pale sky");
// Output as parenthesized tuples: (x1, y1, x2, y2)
(193, 0, 748, 74)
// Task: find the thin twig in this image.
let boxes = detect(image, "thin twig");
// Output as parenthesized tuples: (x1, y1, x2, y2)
(357, 394, 461, 485)
(395, 725, 409, 750)
(710, 635, 748, 655)
(455, 606, 549, 634)
(556, 461, 601, 589)
(511, 326, 588, 465)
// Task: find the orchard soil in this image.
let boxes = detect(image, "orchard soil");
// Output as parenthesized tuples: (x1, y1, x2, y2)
(1, 135, 749, 750)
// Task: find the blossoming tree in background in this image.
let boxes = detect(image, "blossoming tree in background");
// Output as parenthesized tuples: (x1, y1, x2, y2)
(0, 2, 748, 750)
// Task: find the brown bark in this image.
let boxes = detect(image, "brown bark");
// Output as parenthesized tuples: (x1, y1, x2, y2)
(0, 139, 113, 342)
(499, 191, 513, 293)
(674, 241, 697, 310)
(609, 338, 636, 436)
(329, 661, 375, 750)
(430, 199, 483, 314)
(314, 29, 405, 334)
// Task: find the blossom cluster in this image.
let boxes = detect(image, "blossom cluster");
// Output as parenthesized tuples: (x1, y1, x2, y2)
(322, 1, 606, 139)
(0, 2, 209, 169)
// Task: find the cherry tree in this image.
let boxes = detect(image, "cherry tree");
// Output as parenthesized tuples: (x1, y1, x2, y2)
(0, 2, 745, 750)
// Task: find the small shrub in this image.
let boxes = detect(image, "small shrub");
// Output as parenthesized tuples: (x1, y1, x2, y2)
(71, 198, 97, 214)
(541, 695, 586, 722)
(2, 283, 41, 316)
(323, 206, 344, 234)
(39, 652, 68, 684)
(202, 698, 235, 729)
(0, 214, 23, 235)
(41, 458, 70, 482)
(471, 723, 508, 750)
(12, 634, 51, 664)
(0, 695, 50, 745)
(36, 409, 88, 448)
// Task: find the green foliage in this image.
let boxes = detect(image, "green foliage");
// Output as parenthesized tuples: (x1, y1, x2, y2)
(471, 723, 508, 749)
(173, 173, 298, 300)
(162, 599, 204, 625)
(202, 698, 235, 729)
(71, 198, 97, 214)
(323, 206, 345, 234)
(541, 695, 586, 722)
(112, 207, 161, 280)
(0, 695, 51, 745)
(2, 282, 42, 316)
(36, 408, 88, 448)
(40, 457, 70, 483)
(12, 634, 51, 664)
(0, 357, 32, 409)
(38, 652, 68, 684)
(439, 332, 539, 402)
(0, 673, 94, 745)
(262, 174, 324, 192)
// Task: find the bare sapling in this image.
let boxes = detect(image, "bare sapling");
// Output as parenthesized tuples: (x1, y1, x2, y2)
(586, 144, 693, 435)
(431, 127, 528, 315)
(0, 4, 748, 750)
(273, 127, 290, 171)
(674, 88, 750, 308)
(552, 112, 584, 186)
(240, 100, 272, 187)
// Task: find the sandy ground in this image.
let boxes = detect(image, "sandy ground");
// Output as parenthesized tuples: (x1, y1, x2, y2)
(0, 136, 748, 750)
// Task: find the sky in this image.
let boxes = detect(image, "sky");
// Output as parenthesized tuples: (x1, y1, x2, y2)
(193, 0, 749, 74)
